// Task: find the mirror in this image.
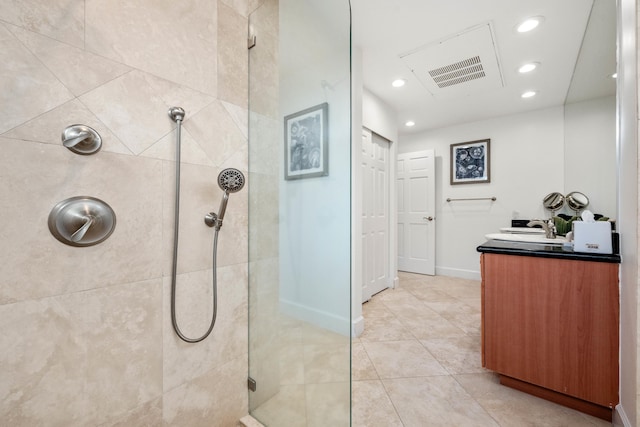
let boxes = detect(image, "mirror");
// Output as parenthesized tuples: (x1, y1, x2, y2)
(543, 192, 565, 213)
(563, 0, 617, 218)
(566, 191, 590, 213)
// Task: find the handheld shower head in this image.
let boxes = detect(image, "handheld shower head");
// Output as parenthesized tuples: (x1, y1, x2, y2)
(218, 168, 245, 193)
(206, 168, 246, 230)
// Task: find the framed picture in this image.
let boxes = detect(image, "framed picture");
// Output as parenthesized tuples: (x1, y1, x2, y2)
(450, 139, 491, 185)
(284, 103, 329, 180)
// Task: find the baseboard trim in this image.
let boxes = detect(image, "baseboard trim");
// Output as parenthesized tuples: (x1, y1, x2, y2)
(435, 266, 481, 280)
(499, 375, 613, 422)
(279, 298, 351, 336)
(613, 404, 632, 427)
(352, 315, 364, 338)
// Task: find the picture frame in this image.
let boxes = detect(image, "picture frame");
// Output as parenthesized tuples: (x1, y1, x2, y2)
(450, 139, 491, 185)
(284, 102, 329, 180)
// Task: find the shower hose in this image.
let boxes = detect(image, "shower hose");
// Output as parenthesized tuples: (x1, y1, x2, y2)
(170, 109, 218, 343)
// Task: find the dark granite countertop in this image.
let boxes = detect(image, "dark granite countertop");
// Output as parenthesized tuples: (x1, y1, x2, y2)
(477, 239, 621, 264)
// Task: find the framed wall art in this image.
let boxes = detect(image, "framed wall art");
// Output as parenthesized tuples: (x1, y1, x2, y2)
(284, 102, 329, 180)
(450, 139, 491, 185)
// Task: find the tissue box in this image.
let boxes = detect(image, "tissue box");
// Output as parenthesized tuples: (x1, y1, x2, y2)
(573, 221, 613, 254)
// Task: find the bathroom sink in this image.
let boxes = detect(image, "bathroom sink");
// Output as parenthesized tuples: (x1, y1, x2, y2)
(485, 233, 568, 246)
(498, 227, 545, 235)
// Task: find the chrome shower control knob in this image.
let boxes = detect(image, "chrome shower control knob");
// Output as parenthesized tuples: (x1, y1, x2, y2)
(61, 125, 102, 155)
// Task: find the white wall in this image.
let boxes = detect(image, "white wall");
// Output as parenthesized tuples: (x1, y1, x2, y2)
(363, 90, 399, 143)
(399, 106, 565, 278)
(278, 0, 351, 334)
(615, 0, 638, 424)
(565, 95, 617, 218)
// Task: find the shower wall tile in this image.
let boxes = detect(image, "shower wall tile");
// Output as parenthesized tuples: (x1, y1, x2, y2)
(8, 24, 132, 97)
(248, 29, 279, 118)
(0, 137, 163, 304)
(98, 397, 163, 427)
(85, 0, 217, 95)
(3, 99, 131, 155)
(141, 126, 214, 166)
(248, 113, 279, 176)
(0, 279, 162, 426)
(3, 0, 258, 423)
(0, 0, 84, 48)
(218, 3, 249, 108)
(222, 100, 249, 140)
(249, 0, 279, 38)
(162, 353, 248, 427)
(249, 172, 279, 260)
(79, 70, 215, 155)
(183, 100, 247, 169)
(0, 23, 74, 134)
(248, 257, 282, 406)
(162, 263, 248, 392)
(161, 161, 248, 276)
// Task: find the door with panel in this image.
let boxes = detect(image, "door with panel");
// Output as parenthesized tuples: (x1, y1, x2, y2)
(397, 150, 436, 275)
(361, 129, 391, 302)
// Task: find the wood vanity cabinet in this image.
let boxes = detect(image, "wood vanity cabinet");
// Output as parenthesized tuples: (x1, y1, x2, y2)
(480, 253, 619, 419)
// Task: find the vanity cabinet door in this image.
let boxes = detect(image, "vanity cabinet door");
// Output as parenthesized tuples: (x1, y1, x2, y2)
(481, 253, 619, 408)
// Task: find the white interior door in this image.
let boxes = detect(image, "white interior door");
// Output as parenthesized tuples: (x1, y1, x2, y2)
(397, 150, 436, 275)
(361, 129, 390, 302)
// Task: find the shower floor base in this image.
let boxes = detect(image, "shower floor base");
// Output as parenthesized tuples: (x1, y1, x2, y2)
(239, 415, 264, 427)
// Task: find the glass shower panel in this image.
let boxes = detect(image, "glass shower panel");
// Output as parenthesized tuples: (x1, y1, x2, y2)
(248, 0, 352, 425)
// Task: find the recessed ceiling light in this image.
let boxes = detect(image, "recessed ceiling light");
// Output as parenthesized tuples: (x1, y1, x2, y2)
(518, 62, 539, 73)
(611, 72, 618, 79)
(521, 91, 537, 98)
(517, 16, 544, 33)
(405, 120, 415, 127)
(392, 79, 406, 88)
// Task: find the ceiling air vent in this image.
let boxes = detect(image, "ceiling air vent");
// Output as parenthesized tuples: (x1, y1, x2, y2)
(400, 23, 504, 99)
(429, 56, 485, 88)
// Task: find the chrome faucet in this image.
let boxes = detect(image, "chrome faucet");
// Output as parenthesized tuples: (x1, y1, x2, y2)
(527, 218, 557, 239)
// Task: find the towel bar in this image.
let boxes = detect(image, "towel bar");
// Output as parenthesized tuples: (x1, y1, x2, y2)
(446, 197, 496, 202)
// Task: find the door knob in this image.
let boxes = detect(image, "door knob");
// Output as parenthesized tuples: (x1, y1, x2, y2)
(424, 216, 434, 221)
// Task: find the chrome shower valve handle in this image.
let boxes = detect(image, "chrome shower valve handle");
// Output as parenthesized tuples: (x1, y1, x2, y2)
(61, 125, 102, 155)
(70, 215, 95, 242)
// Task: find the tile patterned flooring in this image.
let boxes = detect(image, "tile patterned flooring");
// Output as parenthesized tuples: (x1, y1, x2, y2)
(351, 272, 612, 427)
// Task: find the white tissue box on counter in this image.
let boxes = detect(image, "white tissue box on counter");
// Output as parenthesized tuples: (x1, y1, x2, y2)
(573, 221, 613, 254)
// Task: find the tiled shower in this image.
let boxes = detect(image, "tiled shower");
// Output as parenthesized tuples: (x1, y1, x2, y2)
(0, 0, 259, 424)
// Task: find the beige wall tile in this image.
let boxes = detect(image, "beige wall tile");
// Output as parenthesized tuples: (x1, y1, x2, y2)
(0, 24, 73, 134)
(0, 137, 163, 304)
(0, 279, 162, 426)
(140, 127, 214, 166)
(97, 398, 163, 427)
(80, 70, 215, 155)
(2, 0, 264, 422)
(162, 355, 248, 427)
(85, 0, 217, 95)
(9, 25, 131, 97)
(184, 100, 247, 169)
(218, 3, 249, 107)
(3, 99, 131, 155)
(163, 264, 248, 392)
(0, 0, 84, 47)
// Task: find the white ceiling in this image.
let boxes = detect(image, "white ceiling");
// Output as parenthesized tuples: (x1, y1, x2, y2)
(351, 0, 616, 135)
